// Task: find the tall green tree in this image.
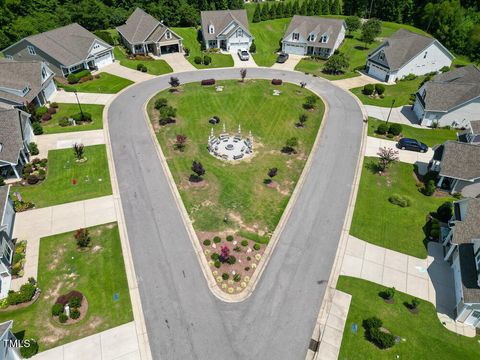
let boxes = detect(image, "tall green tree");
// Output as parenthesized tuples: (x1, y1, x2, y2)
(345, 15, 362, 35)
(292, 0, 300, 14)
(361, 18, 382, 48)
(332, 0, 342, 14)
(253, 3, 261, 23)
(322, 0, 330, 14)
(314, 0, 322, 15)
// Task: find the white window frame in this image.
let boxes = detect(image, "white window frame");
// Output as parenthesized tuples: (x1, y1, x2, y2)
(209, 25, 214, 34)
(308, 34, 315, 42)
(320, 35, 328, 43)
(165, 30, 172, 40)
(292, 33, 299, 41)
(236, 29, 243, 38)
(41, 67, 48, 80)
(27, 45, 36, 55)
(475, 252, 480, 270)
(5, 55, 12, 60)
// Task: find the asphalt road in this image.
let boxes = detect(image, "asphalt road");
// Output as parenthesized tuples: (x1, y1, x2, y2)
(107, 68, 364, 360)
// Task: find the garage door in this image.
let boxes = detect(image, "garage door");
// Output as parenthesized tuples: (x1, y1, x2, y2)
(367, 63, 388, 81)
(43, 79, 57, 102)
(160, 44, 179, 54)
(284, 43, 305, 56)
(95, 52, 113, 69)
(229, 42, 249, 52)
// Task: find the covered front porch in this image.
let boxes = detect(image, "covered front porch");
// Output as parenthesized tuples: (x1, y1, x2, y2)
(0, 148, 30, 180)
(306, 46, 332, 58)
(132, 40, 182, 56)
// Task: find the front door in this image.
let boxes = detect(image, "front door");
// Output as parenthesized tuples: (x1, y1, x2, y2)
(465, 310, 480, 326)
(220, 40, 227, 51)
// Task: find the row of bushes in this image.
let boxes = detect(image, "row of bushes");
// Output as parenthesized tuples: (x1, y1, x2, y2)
(363, 83, 386, 96)
(363, 317, 396, 349)
(194, 55, 212, 65)
(376, 122, 402, 136)
(67, 70, 92, 84)
(154, 97, 177, 126)
(7, 280, 37, 306)
(136, 63, 148, 72)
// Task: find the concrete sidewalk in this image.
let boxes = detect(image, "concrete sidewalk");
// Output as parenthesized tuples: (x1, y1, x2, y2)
(366, 104, 424, 127)
(159, 53, 197, 72)
(332, 72, 382, 90)
(341, 235, 476, 337)
(52, 91, 114, 105)
(32, 321, 140, 360)
(35, 130, 105, 157)
(98, 62, 155, 82)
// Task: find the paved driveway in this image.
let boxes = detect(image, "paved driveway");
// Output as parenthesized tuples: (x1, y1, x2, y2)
(160, 52, 197, 72)
(271, 54, 304, 71)
(99, 62, 155, 82)
(366, 104, 423, 127)
(231, 50, 258, 67)
(107, 68, 364, 359)
(332, 72, 383, 90)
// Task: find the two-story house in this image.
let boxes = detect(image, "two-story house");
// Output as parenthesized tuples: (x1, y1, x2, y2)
(0, 186, 15, 300)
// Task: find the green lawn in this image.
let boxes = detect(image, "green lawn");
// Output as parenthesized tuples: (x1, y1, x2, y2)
(0, 223, 133, 351)
(367, 117, 457, 147)
(12, 145, 112, 208)
(249, 18, 291, 66)
(172, 27, 234, 69)
(337, 276, 480, 359)
(148, 80, 323, 238)
(58, 72, 133, 94)
(350, 157, 454, 258)
(351, 76, 425, 107)
(113, 47, 173, 75)
(42, 104, 104, 134)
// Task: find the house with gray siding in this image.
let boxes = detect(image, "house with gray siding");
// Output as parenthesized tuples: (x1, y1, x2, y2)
(0, 321, 21, 359)
(366, 29, 454, 83)
(0, 186, 15, 300)
(458, 120, 480, 144)
(441, 198, 480, 328)
(281, 16, 346, 58)
(0, 108, 34, 180)
(201, 10, 253, 52)
(0, 60, 56, 108)
(413, 65, 480, 128)
(429, 140, 480, 197)
(117, 8, 183, 56)
(2, 23, 114, 77)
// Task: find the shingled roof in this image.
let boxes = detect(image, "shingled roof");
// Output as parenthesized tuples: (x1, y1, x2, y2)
(0, 108, 26, 164)
(23, 23, 110, 66)
(201, 10, 250, 41)
(0, 60, 53, 105)
(283, 16, 345, 49)
(117, 8, 168, 44)
(418, 65, 480, 112)
(438, 141, 480, 181)
(470, 120, 480, 134)
(452, 198, 480, 245)
(458, 244, 480, 304)
(369, 29, 445, 71)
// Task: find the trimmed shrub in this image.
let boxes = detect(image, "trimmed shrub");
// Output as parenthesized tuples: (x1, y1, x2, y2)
(226, 255, 236, 265)
(72, 112, 92, 123)
(233, 273, 241, 282)
(271, 79, 282, 85)
(214, 260, 221, 268)
(203, 239, 211, 246)
(58, 117, 70, 127)
(20, 339, 38, 358)
(226, 235, 234, 242)
(388, 194, 411, 207)
(69, 296, 82, 308)
(368, 327, 396, 349)
(67, 73, 78, 84)
(436, 201, 453, 222)
(388, 123, 402, 136)
(32, 122, 43, 135)
(376, 123, 388, 135)
(27, 174, 39, 185)
(59, 314, 68, 323)
(56, 290, 83, 306)
(211, 253, 220, 261)
(52, 303, 63, 316)
(213, 236, 221, 243)
(203, 55, 212, 65)
(253, 243, 260, 251)
(136, 63, 145, 71)
(159, 106, 176, 119)
(303, 95, 317, 110)
(422, 179, 436, 196)
(7, 283, 36, 305)
(403, 73, 417, 81)
(363, 316, 382, 331)
(201, 78, 215, 86)
(362, 84, 374, 95)
(159, 117, 176, 126)
(50, 102, 59, 108)
(28, 142, 39, 155)
(375, 83, 385, 95)
(194, 56, 202, 64)
(35, 106, 48, 118)
(383, 286, 395, 300)
(241, 240, 248, 246)
(184, 47, 190, 56)
(70, 308, 81, 319)
(222, 273, 229, 280)
(430, 219, 440, 240)
(155, 98, 168, 109)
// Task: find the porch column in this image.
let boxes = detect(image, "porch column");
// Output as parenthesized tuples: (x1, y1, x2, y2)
(143, 44, 147, 54)
(11, 165, 20, 179)
(20, 149, 29, 164)
(451, 179, 459, 194)
(437, 176, 445, 187)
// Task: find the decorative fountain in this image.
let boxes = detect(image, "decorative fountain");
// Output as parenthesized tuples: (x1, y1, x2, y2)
(207, 124, 254, 161)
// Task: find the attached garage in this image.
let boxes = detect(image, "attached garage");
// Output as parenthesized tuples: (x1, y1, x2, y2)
(367, 62, 389, 82)
(228, 42, 250, 52)
(283, 43, 306, 56)
(42, 79, 57, 102)
(94, 51, 114, 69)
(160, 44, 180, 54)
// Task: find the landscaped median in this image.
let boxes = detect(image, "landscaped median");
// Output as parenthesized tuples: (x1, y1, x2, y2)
(0, 223, 133, 353)
(337, 276, 480, 359)
(11, 144, 112, 209)
(147, 78, 324, 295)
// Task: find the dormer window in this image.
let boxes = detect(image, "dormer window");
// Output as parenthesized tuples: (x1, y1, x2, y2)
(27, 46, 36, 55)
(208, 25, 214, 34)
(307, 34, 315, 42)
(5, 55, 12, 60)
(379, 51, 385, 61)
(165, 30, 172, 40)
(22, 86, 30, 95)
(41, 67, 48, 80)
(320, 35, 328, 43)
(236, 29, 243, 38)
(292, 33, 299, 41)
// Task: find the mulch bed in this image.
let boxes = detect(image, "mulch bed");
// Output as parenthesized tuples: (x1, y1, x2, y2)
(0, 288, 41, 312)
(53, 297, 89, 325)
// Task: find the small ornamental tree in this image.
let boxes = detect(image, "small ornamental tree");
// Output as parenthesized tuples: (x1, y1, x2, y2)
(72, 143, 85, 161)
(169, 76, 180, 88)
(282, 137, 298, 154)
(298, 113, 308, 127)
(345, 16, 361, 35)
(240, 68, 247, 82)
(323, 52, 349, 75)
(266, 167, 278, 184)
(74, 228, 90, 248)
(249, 40, 256, 53)
(220, 245, 230, 262)
(253, 4, 261, 22)
(174, 134, 187, 151)
(303, 95, 317, 110)
(191, 160, 205, 180)
(436, 201, 453, 222)
(361, 18, 382, 49)
(377, 147, 399, 171)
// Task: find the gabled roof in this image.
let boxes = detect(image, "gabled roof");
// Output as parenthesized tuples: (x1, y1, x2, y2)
(0, 108, 26, 164)
(452, 198, 480, 245)
(0, 60, 53, 105)
(419, 65, 480, 112)
(0, 186, 10, 227)
(13, 23, 111, 67)
(439, 141, 480, 181)
(200, 10, 250, 41)
(116, 8, 168, 44)
(369, 29, 451, 71)
(458, 243, 480, 304)
(283, 16, 345, 48)
(470, 120, 480, 135)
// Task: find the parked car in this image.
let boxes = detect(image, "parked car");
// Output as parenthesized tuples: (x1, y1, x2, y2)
(276, 53, 289, 63)
(237, 49, 250, 61)
(397, 138, 428, 152)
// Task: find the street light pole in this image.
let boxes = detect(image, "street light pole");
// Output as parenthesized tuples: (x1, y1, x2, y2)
(386, 99, 396, 126)
(73, 90, 84, 121)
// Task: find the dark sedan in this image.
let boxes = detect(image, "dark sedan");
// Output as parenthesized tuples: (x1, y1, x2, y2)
(276, 52, 289, 63)
(397, 137, 428, 152)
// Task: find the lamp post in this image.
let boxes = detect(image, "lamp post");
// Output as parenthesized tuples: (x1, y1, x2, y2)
(73, 90, 84, 121)
(385, 99, 396, 126)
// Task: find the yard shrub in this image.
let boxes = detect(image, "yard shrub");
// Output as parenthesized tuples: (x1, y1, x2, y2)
(226, 255, 236, 265)
(375, 84, 386, 95)
(403, 73, 417, 81)
(271, 79, 282, 85)
(241, 240, 248, 246)
(74, 228, 90, 248)
(28, 142, 39, 155)
(20, 339, 38, 358)
(159, 117, 176, 126)
(253, 243, 260, 251)
(249, 40, 256, 53)
(67, 73, 78, 84)
(50, 102, 59, 108)
(226, 235, 234, 242)
(47, 107, 57, 115)
(388, 123, 402, 136)
(201, 78, 215, 85)
(222, 273, 229, 280)
(58, 117, 70, 127)
(194, 56, 202, 64)
(70, 308, 81, 319)
(303, 95, 317, 110)
(383, 286, 395, 300)
(440, 66, 450, 73)
(52, 303, 63, 316)
(37, 169, 46, 181)
(363, 316, 382, 330)
(368, 327, 396, 349)
(32, 122, 43, 135)
(7, 283, 36, 305)
(422, 179, 436, 196)
(376, 123, 388, 135)
(214, 260, 221, 268)
(203, 55, 212, 65)
(55, 290, 83, 306)
(69, 296, 82, 308)
(41, 113, 52, 121)
(72, 112, 92, 122)
(203, 239, 211, 246)
(436, 202, 453, 222)
(233, 246, 241, 252)
(213, 236, 221, 243)
(388, 194, 411, 207)
(59, 314, 68, 323)
(136, 63, 145, 71)
(27, 174, 39, 185)
(154, 98, 168, 109)
(211, 253, 220, 261)
(159, 106, 176, 119)
(35, 106, 48, 118)
(233, 273, 241, 282)
(0, 176, 4, 186)
(362, 84, 374, 95)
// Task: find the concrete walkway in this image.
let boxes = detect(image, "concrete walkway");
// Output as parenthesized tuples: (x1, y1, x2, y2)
(365, 136, 433, 174)
(98, 62, 155, 82)
(341, 235, 476, 337)
(366, 104, 424, 127)
(332, 72, 383, 90)
(52, 91, 114, 105)
(231, 50, 258, 68)
(11, 196, 116, 291)
(32, 321, 140, 360)
(271, 54, 304, 71)
(159, 53, 197, 72)
(35, 130, 105, 157)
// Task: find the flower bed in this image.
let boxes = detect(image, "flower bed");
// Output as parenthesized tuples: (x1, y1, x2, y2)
(51, 290, 88, 325)
(199, 232, 265, 294)
(12, 240, 27, 278)
(20, 158, 48, 185)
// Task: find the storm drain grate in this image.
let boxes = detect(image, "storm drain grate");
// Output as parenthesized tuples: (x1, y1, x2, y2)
(309, 338, 319, 352)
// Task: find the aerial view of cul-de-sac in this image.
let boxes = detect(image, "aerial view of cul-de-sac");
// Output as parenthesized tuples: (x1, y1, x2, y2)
(0, 0, 479, 359)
